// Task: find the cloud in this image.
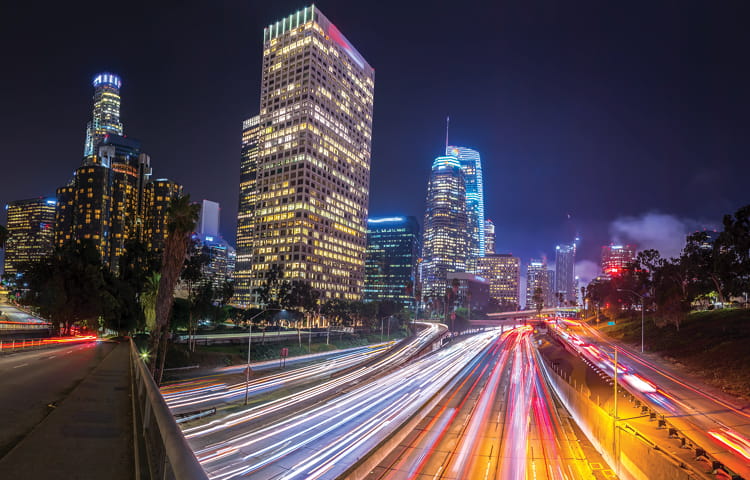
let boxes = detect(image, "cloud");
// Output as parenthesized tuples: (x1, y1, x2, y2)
(575, 260, 600, 285)
(609, 212, 699, 259)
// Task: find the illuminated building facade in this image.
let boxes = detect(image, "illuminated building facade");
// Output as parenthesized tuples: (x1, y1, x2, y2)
(601, 243, 635, 276)
(143, 179, 183, 254)
(478, 253, 520, 309)
(554, 241, 578, 305)
(234, 115, 261, 306)
(3, 198, 57, 277)
(56, 74, 181, 271)
(238, 5, 375, 306)
(364, 216, 420, 306)
(421, 155, 469, 299)
(484, 219, 495, 254)
(526, 259, 551, 310)
(83, 73, 123, 159)
(446, 146, 484, 271)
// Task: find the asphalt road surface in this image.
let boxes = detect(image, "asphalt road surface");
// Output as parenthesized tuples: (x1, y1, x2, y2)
(0, 340, 113, 458)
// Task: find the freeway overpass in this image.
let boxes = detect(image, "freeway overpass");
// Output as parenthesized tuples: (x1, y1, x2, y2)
(468, 307, 580, 326)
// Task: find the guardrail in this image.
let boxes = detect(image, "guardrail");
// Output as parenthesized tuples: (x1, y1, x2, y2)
(128, 339, 209, 480)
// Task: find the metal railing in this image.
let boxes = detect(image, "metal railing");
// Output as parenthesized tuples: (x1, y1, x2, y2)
(129, 339, 209, 480)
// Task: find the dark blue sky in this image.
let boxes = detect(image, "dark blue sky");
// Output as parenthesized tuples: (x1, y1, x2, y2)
(1, 0, 748, 279)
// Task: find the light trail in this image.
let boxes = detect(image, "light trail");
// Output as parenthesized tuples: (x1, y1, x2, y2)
(190, 328, 498, 479)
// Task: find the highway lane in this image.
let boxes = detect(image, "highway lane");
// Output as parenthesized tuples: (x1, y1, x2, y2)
(0, 340, 111, 458)
(162, 342, 396, 414)
(556, 319, 750, 479)
(368, 327, 601, 480)
(187, 328, 496, 480)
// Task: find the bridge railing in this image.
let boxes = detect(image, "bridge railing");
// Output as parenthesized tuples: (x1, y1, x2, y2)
(129, 339, 208, 480)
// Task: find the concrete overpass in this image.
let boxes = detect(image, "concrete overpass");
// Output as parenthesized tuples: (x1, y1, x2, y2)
(468, 308, 579, 326)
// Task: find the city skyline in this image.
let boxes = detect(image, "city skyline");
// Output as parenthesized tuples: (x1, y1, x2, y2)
(2, 1, 749, 280)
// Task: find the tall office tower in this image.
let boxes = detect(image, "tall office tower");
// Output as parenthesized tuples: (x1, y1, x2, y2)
(83, 73, 124, 159)
(601, 243, 635, 277)
(484, 219, 495, 254)
(554, 242, 577, 305)
(199, 200, 220, 239)
(3, 198, 57, 278)
(234, 115, 261, 306)
(56, 135, 153, 271)
(446, 146, 484, 271)
(478, 253, 520, 309)
(143, 179, 183, 254)
(364, 216, 420, 306)
(421, 155, 469, 299)
(526, 259, 551, 310)
(237, 5, 375, 307)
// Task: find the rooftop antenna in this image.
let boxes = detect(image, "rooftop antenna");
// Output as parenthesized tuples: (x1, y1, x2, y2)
(445, 115, 450, 153)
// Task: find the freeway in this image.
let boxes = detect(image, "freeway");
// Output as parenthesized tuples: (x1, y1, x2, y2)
(185, 327, 493, 479)
(555, 318, 750, 479)
(370, 326, 601, 480)
(0, 339, 109, 458)
(162, 341, 397, 414)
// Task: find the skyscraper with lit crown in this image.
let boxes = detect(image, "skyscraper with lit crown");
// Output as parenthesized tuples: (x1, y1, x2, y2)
(446, 145, 484, 271)
(235, 5, 375, 306)
(83, 73, 123, 159)
(421, 155, 469, 299)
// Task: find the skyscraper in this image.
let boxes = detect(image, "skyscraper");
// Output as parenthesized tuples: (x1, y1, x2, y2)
(478, 253, 520, 309)
(234, 115, 261, 306)
(199, 200, 220, 239)
(526, 259, 551, 310)
(446, 146, 485, 271)
(484, 219, 495, 254)
(364, 216, 420, 306)
(3, 198, 57, 278)
(235, 5, 375, 307)
(601, 243, 636, 276)
(554, 241, 577, 305)
(83, 73, 123, 159)
(57, 74, 181, 270)
(421, 155, 469, 299)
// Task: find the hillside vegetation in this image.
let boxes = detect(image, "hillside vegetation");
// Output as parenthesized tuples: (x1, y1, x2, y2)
(600, 309, 750, 398)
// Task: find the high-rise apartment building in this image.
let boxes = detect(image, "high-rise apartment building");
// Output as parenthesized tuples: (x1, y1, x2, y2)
(364, 216, 420, 306)
(478, 253, 520, 309)
(446, 146, 484, 271)
(554, 240, 578, 305)
(526, 259, 551, 310)
(484, 219, 495, 254)
(143, 179, 183, 254)
(57, 73, 181, 270)
(235, 5, 375, 306)
(421, 155, 469, 299)
(601, 243, 635, 276)
(3, 198, 57, 277)
(83, 73, 124, 159)
(234, 115, 261, 306)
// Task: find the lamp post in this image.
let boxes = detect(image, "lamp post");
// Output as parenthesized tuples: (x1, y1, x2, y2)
(244, 308, 284, 405)
(617, 289, 645, 353)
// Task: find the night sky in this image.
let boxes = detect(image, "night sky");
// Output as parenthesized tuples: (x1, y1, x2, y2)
(2, 1, 749, 283)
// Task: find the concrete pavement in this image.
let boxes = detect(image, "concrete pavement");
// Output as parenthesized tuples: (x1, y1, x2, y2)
(0, 341, 134, 479)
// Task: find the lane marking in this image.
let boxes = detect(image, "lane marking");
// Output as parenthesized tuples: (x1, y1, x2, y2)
(13, 363, 29, 368)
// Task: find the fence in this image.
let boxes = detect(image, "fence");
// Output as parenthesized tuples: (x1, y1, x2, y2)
(129, 339, 209, 480)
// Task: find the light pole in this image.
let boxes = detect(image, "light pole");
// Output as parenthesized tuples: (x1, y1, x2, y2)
(617, 289, 645, 353)
(244, 308, 284, 405)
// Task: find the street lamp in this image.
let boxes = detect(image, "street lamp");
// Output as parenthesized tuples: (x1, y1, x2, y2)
(617, 289, 645, 353)
(244, 308, 284, 405)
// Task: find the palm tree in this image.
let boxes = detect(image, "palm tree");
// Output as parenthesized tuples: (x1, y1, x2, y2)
(140, 272, 160, 332)
(150, 195, 200, 384)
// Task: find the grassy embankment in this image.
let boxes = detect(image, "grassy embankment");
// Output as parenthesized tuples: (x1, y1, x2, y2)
(165, 330, 408, 370)
(598, 309, 750, 398)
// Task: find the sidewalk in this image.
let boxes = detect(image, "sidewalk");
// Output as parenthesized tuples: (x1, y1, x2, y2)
(0, 341, 133, 479)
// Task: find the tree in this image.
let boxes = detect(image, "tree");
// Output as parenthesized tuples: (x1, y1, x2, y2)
(140, 272, 160, 332)
(118, 239, 160, 296)
(150, 194, 200, 384)
(254, 264, 288, 310)
(532, 286, 545, 318)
